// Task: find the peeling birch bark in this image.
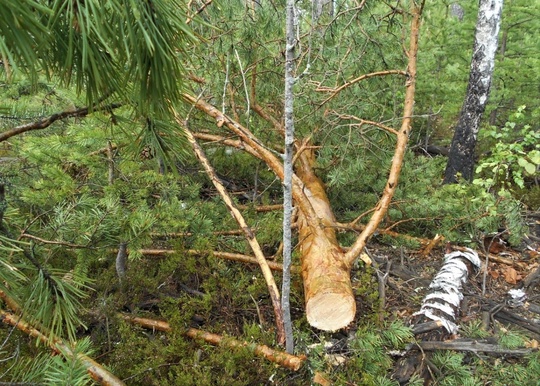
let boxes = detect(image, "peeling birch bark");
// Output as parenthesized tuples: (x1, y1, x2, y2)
(413, 248, 480, 334)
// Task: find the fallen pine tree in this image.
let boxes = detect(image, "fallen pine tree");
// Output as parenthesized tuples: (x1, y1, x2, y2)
(176, 1, 425, 332)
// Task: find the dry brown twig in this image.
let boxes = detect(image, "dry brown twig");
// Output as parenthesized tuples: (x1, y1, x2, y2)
(139, 248, 299, 273)
(174, 111, 286, 345)
(118, 314, 306, 371)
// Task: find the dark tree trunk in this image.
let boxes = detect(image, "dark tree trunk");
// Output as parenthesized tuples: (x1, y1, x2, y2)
(443, 0, 503, 184)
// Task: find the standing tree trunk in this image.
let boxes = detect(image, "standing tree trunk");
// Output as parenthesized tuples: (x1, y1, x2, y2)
(443, 0, 503, 184)
(282, 0, 296, 353)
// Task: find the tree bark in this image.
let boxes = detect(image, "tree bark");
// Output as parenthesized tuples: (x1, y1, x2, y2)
(444, 0, 503, 184)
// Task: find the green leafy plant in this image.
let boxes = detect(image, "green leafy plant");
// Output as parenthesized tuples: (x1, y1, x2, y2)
(475, 106, 540, 192)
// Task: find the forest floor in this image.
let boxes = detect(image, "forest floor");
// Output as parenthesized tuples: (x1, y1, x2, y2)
(102, 212, 540, 385)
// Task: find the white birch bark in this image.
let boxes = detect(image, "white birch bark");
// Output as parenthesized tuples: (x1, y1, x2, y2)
(282, 0, 296, 354)
(444, 0, 503, 183)
(413, 249, 481, 333)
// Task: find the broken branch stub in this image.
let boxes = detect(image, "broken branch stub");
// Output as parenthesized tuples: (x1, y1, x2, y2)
(413, 248, 480, 334)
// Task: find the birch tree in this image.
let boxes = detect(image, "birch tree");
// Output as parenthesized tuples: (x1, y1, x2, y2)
(444, 0, 504, 184)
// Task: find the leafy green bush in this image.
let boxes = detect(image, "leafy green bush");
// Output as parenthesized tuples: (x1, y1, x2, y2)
(475, 106, 540, 192)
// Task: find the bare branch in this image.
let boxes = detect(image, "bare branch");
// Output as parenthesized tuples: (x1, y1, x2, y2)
(173, 114, 286, 345)
(345, 3, 424, 265)
(19, 233, 92, 249)
(118, 313, 306, 371)
(0, 103, 122, 143)
(186, 0, 214, 24)
(182, 93, 319, 224)
(330, 112, 399, 136)
(139, 248, 299, 273)
(316, 70, 407, 105)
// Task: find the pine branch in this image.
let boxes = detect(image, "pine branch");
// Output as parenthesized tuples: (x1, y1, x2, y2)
(182, 93, 319, 225)
(186, 0, 214, 24)
(344, 2, 425, 265)
(0, 309, 125, 386)
(19, 233, 91, 249)
(316, 70, 408, 105)
(0, 103, 122, 143)
(330, 111, 399, 135)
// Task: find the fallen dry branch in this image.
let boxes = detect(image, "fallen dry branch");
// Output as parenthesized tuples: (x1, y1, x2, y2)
(419, 234, 445, 257)
(175, 116, 285, 344)
(481, 299, 540, 336)
(452, 245, 526, 268)
(118, 314, 306, 371)
(411, 320, 445, 335)
(410, 339, 536, 357)
(0, 309, 125, 386)
(138, 248, 299, 273)
(334, 221, 432, 246)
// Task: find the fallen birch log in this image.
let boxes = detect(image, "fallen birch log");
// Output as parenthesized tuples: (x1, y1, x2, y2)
(412, 248, 481, 334)
(393, 248, 481, 384)
(118, 313, 306, 371)
(0, 309, 125, 386)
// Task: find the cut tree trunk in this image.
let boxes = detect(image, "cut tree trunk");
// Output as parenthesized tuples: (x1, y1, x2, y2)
(182, 2, 423, 332)
(295, 148, 355, 331)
